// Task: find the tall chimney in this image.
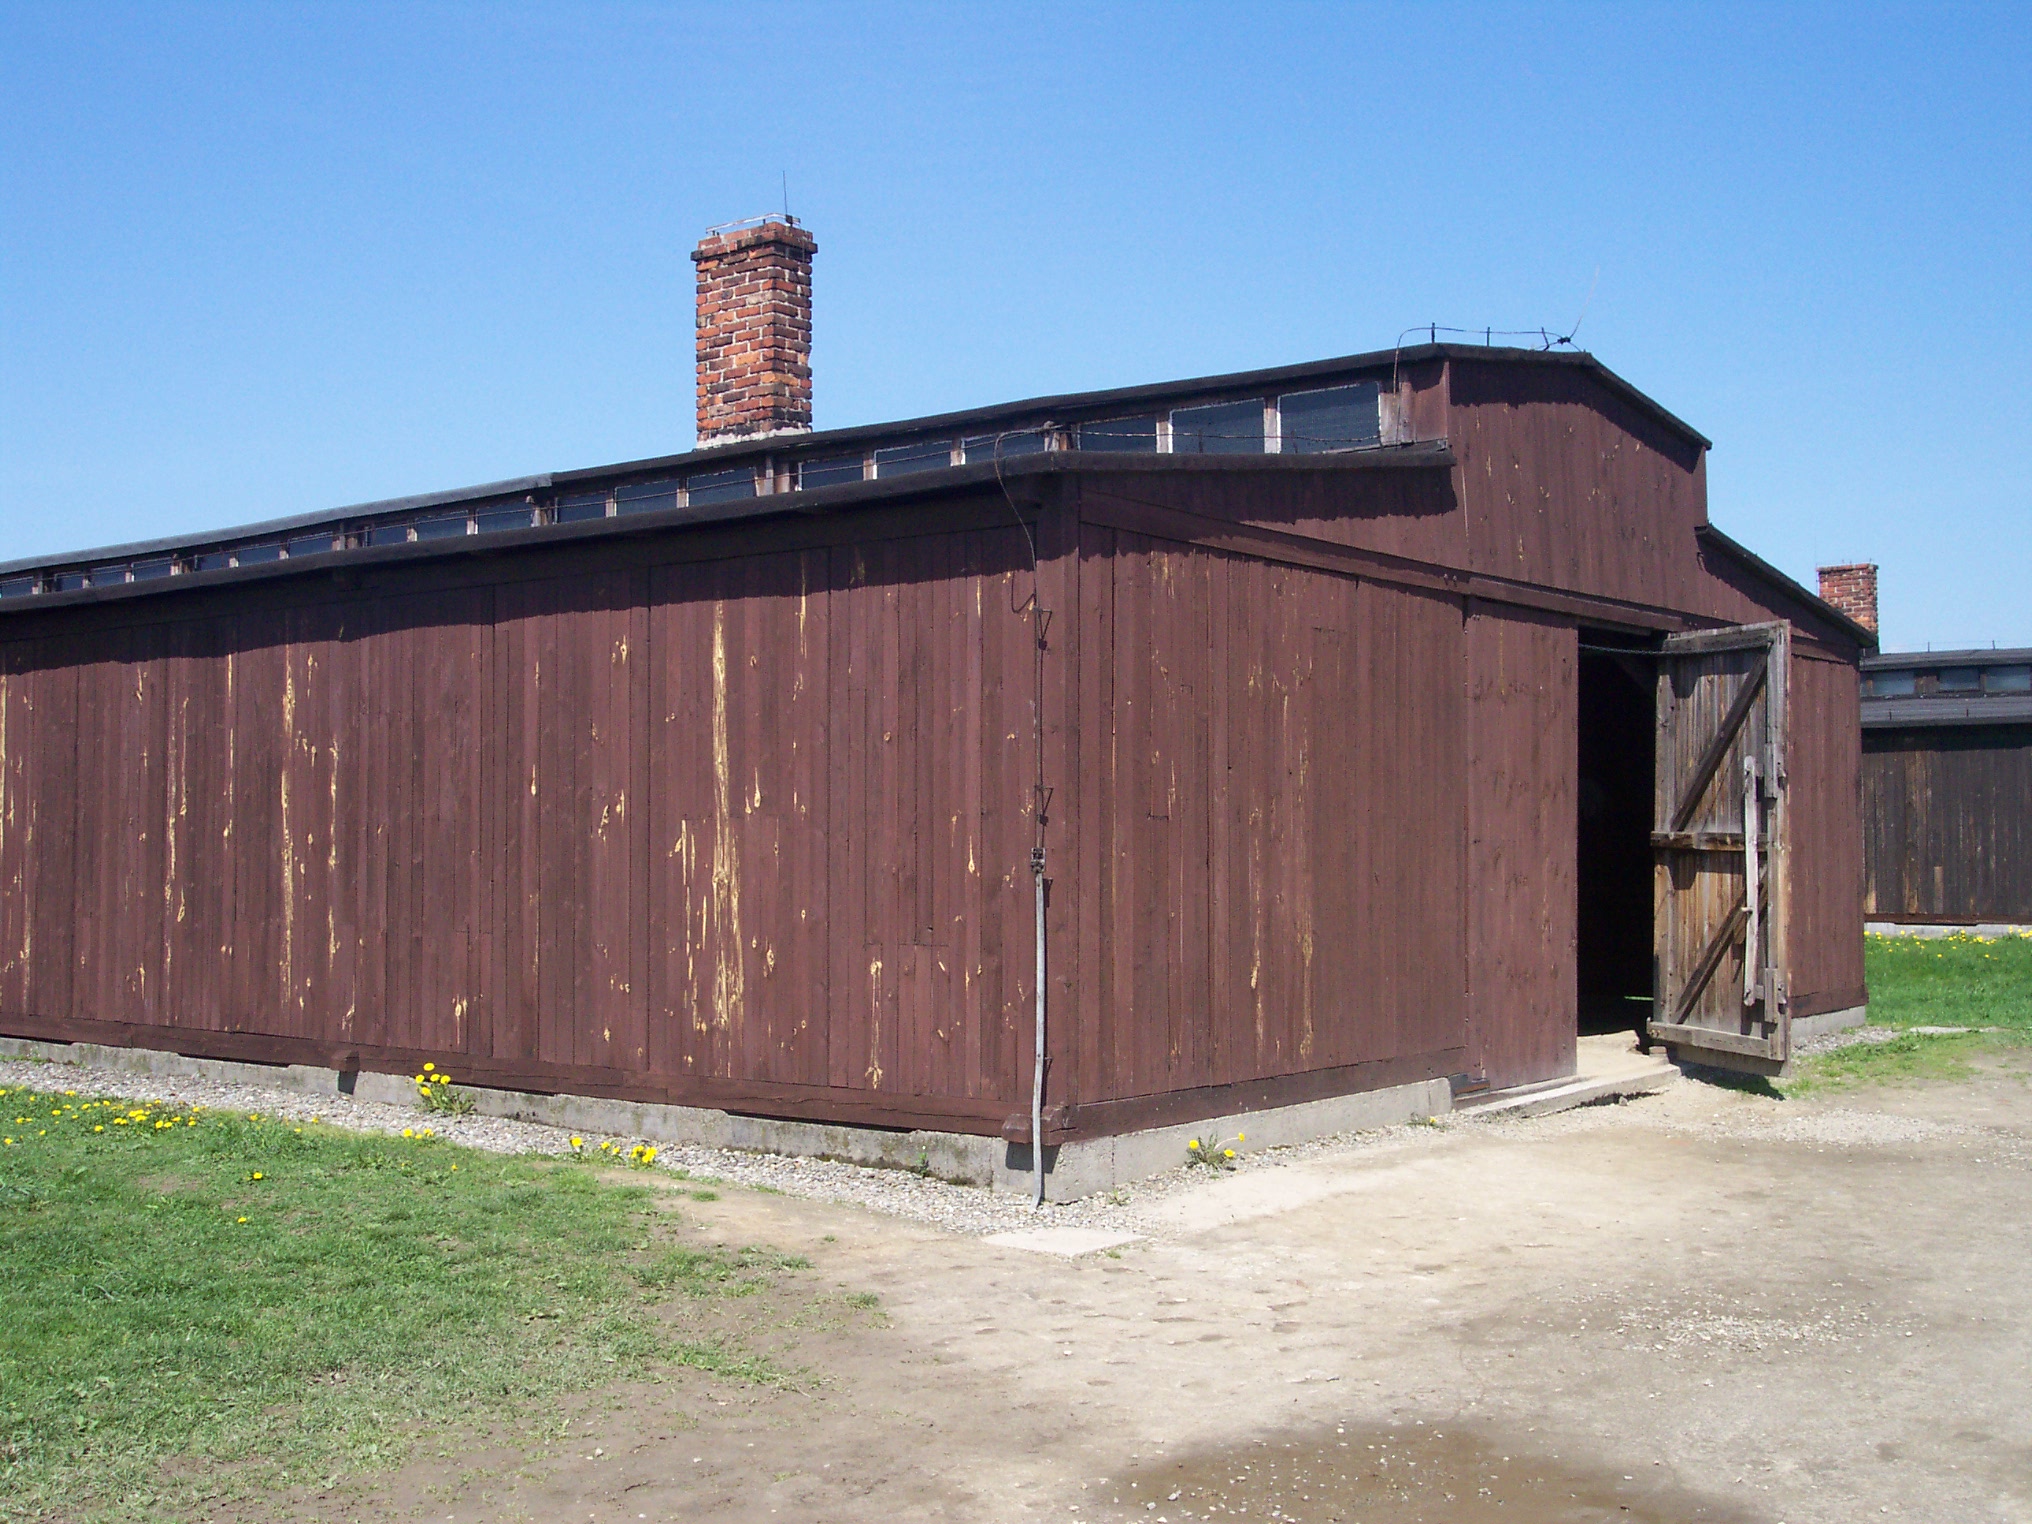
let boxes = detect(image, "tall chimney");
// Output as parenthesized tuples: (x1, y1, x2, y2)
(691, 216, 816, 448)
(1817, 562, 1879, 634)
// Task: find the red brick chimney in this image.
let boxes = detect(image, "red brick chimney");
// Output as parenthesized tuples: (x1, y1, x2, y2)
(1817, 563, 1879, 634)
(691, 216, 816, 448)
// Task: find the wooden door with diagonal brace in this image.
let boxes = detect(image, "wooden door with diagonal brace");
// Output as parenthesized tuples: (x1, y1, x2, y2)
(1650, 622, 1791, 1068)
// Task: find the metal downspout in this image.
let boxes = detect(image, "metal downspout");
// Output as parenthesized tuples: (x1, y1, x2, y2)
(1031, 845, 1047, 1206)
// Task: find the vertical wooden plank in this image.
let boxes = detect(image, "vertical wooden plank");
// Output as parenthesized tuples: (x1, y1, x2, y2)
(1464, 603, 1578, 1088)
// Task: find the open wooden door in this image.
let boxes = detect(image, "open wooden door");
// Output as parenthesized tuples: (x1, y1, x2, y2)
(1650, 622, 1791, 1069)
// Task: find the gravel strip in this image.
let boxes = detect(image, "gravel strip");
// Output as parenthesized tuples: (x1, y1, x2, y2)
(0, 1050, 1455, 1240)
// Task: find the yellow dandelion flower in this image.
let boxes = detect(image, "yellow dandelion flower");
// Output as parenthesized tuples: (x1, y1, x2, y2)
(570, 1136, 583, 1148)
(434, 1074, 449, 1084)
(94, 1125, 104, 1133)
(1236, 1132, 1245, 1143)
(251, 1171, 264, 1181)
(1188, 1139, 1201, 1150)
(423, 1062, 435, 1072)
(402, 1128, 415, 1138)
(3, 1139, 11, 1147)
(237, 1216, 248, 1224)
(1223, 1149, 1236, 1159)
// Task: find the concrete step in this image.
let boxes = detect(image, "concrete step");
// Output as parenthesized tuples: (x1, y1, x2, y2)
(1457, 1048, 1679, 1120)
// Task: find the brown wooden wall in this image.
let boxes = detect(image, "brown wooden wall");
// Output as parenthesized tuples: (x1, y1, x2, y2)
(1065, 509, 1468, 1121)
(1786, 653, 1869, 1012)
(0, 358, 1875, 1128)
(1863, 725, 2032, 923)
(0, 525, 1044, 1133)
(1463, 604, 1577, 1087)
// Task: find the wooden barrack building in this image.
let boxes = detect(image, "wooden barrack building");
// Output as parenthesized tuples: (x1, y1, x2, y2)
(0, 221, 1875, 1170)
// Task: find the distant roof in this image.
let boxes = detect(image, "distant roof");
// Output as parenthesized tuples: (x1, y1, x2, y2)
(0, 344, 1704, 597)
(1862, 647, 2032, 669)
(1862, 647, 2032, 729)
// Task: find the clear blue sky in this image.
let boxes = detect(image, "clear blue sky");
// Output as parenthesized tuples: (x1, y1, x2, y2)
(2, 2, 2026, 650)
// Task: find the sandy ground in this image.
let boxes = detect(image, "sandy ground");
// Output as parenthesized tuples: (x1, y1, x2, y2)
(266, 1049, 2032, 1524)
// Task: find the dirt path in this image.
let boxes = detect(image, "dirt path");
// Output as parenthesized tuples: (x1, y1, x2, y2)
(280, 1055, 2032, 1524)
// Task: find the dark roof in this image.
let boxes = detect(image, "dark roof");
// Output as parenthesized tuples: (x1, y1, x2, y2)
(0, 344, 1701, 594)
(1693, 524, 1879, 650)
(1862, 646, 2032, 670)
(0, 445, 1457, 618)
(1861, 647, 2032, 729)
(1863, 696, 2032, 728)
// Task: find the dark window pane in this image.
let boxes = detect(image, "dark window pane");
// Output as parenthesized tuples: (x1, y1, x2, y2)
(364, 522, 413, 547)
(554, 492, 609, 524)
(1077, 417, 1157, 452)
(1866, 670, 1916, 697)
(413, 513, 469, 541)
(798, 454, 865, 489)
(687, 467, 756, 504)
(287, 534, 338, 558)
(475, 505, 534, 534)
(130, 558, 173, 580)
(1280, 383, 1382, 453)
(54, 571, 90, 591)
(1938, 668, 1980, 691)
(194, 551, 233, 571)
(0, 577, 36, 598)
(874, 440, 954, 477)
(91, 565, 130, 585)
(1985, 665, 2031, 693)
(1171, 400, 1264, 455)
(964, 430, 1050, 462)
(237, 542, 285, 564)
(616, 481, 681, 515)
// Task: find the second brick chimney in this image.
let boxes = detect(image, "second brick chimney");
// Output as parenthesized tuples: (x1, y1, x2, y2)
(692, 216, 816, 448)
(1817, 562, 1879, 635)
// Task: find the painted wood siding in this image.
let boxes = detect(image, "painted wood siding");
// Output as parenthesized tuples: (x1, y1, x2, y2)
(0, 526, 1040, 1133)
(1863, 725, 2032, 923)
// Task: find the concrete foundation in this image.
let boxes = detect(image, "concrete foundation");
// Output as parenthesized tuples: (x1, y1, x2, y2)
(1791, 1002, 1870, 1043)
(0, 1034, 1452, 1201)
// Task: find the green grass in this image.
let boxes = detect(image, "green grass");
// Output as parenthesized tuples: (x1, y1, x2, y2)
(0, 1086, 801, 1523)
(1785, 931, 2032, 1092)
(1863, 929, 2032, 1031)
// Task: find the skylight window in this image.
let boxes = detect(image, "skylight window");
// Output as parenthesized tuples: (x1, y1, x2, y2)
(1076, 417, 1158, 452)
(554, 492, 610, 524)
(129, 559, 174, 580)
(194, 551, 233, 571)
(1985, 666, 2031, 693)
(798, 454, 865, 489)
(238, 543, 285, 564)
(616, 481, 681, 515)
(412, 514, 469, 541)
(1866, 670, 1916, 697)
(364, 523, 414, 547)
(1938, 668, 1980, 691)
(874, 440, 955, 477)
(1279, 383, 1382, 453)
(1170, 400, 1264, 455)
(0, 577, 34, 598)
(476, 504, 534, 534)
(285, 535, 337, 558)
(686, 467, 756, 505)
(963, 430, 1050, 463)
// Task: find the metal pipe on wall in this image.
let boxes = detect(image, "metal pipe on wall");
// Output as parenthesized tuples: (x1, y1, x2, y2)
(1031, 845, 1046, 1206)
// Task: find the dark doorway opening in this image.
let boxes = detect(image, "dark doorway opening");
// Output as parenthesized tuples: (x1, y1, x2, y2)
(1577, 638, 1657, 1038)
